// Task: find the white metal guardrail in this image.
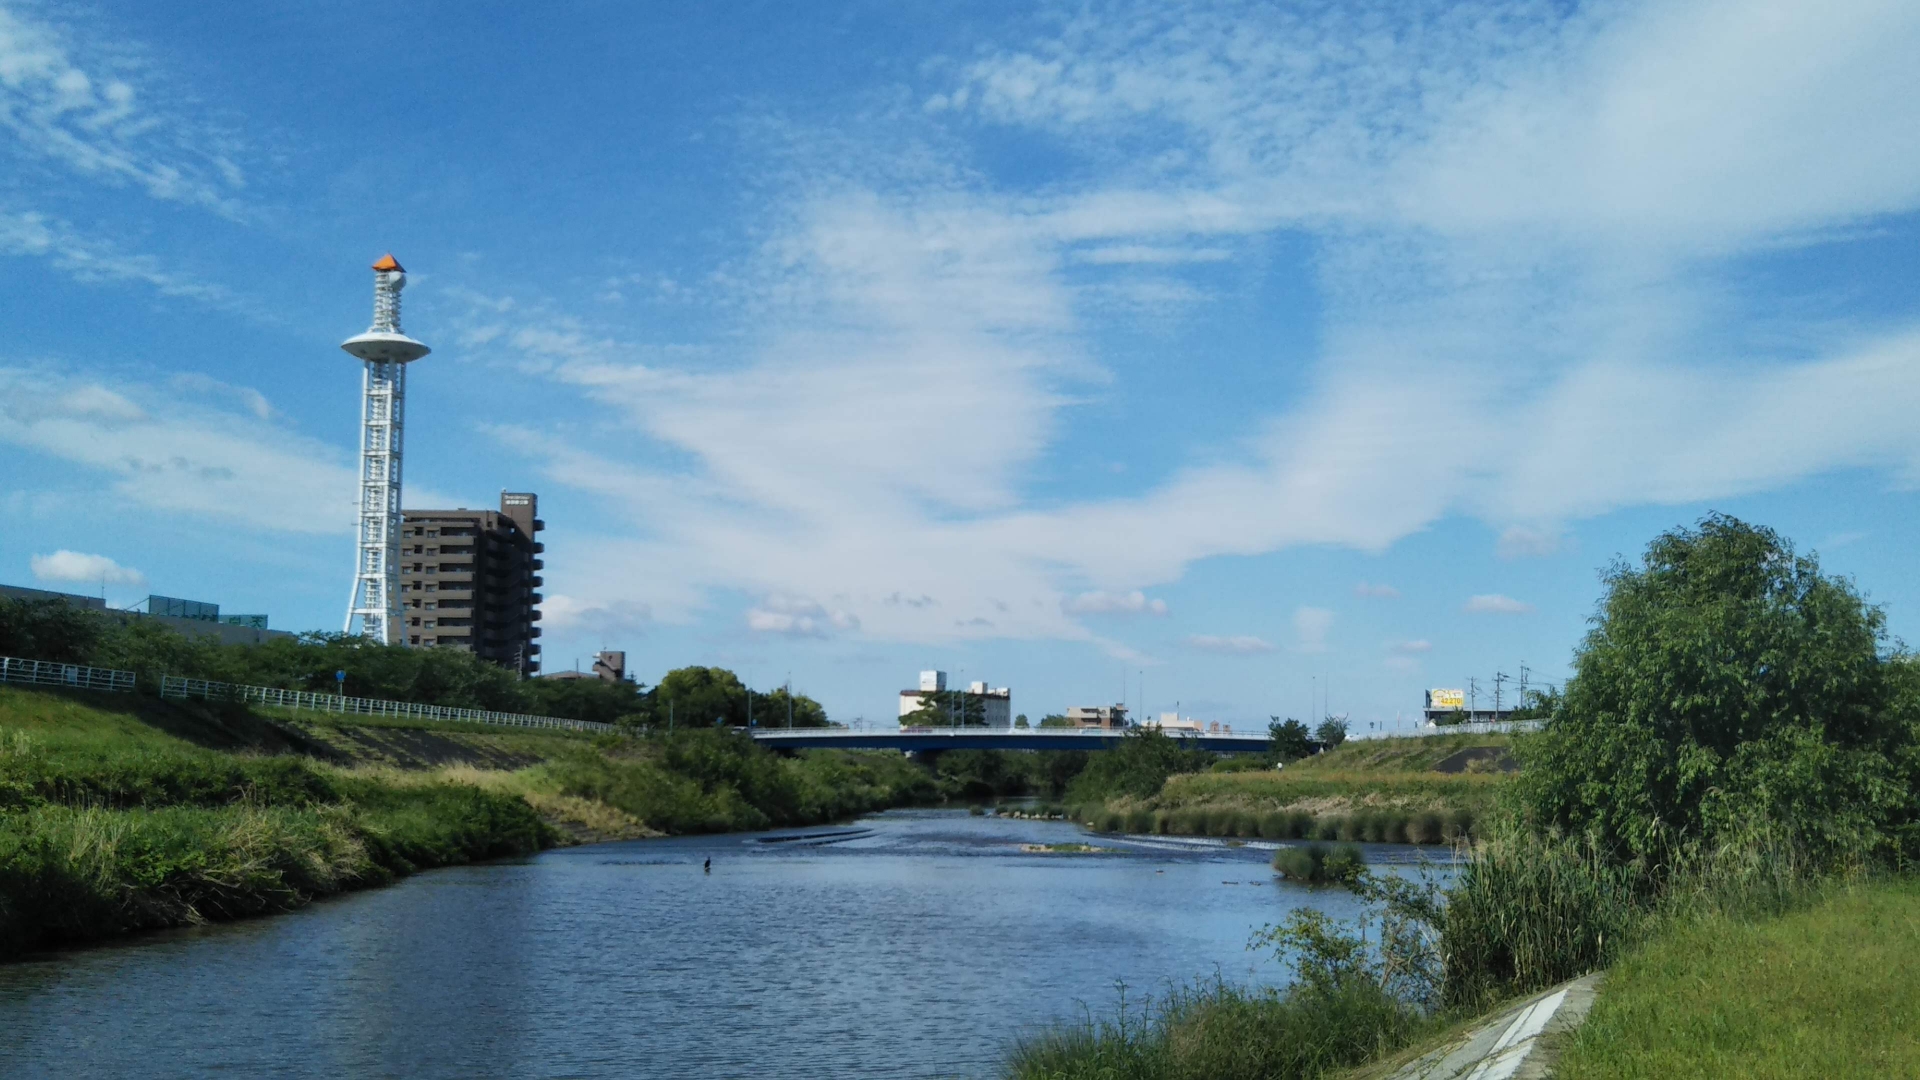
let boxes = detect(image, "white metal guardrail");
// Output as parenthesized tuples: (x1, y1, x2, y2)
(0, 655, 137, 694)
(159, 676, 616, 734)
(1420, 719, 1545, 736)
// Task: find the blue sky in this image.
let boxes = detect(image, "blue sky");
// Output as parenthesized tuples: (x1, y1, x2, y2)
(3, 1, 1918, 732)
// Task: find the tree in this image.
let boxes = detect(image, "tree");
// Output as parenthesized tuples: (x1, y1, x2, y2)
(1037, 713, 1075, 728)
(1513, 515, 1917, 867)
(1315, 716, 1349, 748)
(1014, 713, 1030, 729)
(1268, 716, 1313, 761)
(1065, 727, 1215, 802)
(654, 666, 750, 726)
(1504, 686, 1562, 723)
(899, 688, 986, 727)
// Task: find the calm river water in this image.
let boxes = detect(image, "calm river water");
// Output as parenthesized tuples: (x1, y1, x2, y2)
(0, 809, 1443, 1079)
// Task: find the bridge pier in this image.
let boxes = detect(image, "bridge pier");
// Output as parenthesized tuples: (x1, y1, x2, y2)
(904, 749, 943, 768)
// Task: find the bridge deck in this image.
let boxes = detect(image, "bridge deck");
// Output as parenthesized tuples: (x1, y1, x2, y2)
(746, 727, 1270, 753)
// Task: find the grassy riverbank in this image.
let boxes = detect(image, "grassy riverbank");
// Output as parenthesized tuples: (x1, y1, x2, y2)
(1555, 879, 1920, 1078)
(0, 684, 937, 958)
(1070, 734, 1508, 843)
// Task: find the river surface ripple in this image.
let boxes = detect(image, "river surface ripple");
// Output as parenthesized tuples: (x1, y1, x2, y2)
(0, 809, 1449, 1079)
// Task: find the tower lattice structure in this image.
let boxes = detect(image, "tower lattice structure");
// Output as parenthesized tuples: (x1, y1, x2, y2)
(341, 254, 430, 643)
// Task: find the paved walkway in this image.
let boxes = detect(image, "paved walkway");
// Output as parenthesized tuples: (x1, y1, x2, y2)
(1386, 973, 1603, 1079)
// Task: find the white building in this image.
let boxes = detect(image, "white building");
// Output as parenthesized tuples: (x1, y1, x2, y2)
(1065, 704, 1129, 730)
(898, 670, 1012, 727)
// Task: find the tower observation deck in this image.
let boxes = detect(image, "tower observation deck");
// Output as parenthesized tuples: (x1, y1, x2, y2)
(341, 254, 430, 643)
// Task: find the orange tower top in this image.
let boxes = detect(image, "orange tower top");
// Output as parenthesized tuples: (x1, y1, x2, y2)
(371, 253, 403, 272)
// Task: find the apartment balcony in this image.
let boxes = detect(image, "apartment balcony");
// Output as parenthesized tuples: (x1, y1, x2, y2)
(530, 559, 544, 571)
(532, 542, 544, 554)
(532, 518, 546, 532)
(528, 576, 543, 588)
(530, 627, 542, 638)
(529, 610, 542, 621)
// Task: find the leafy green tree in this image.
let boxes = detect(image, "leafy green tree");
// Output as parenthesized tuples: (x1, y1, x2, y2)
(1514, 515, 1918, 867)
(654, 666, 750, 726)
(1268, 716, 1313, 761)
(1315, 717, 1349, 748)
(0, 598, 105, 664)
(1065, 727, 1215, 802)
(1014, 713, 1030, 729)
(899, 688, 986, 726)
(1036, 713, 1075, 728)
(1504, 686, 1562, 723)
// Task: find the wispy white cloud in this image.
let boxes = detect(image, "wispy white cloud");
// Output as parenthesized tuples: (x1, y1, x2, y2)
(1354, 581, 1400, 599)
(1465, 593, 1534, 615)
(1293, 606, 1333, 653)
(0, 5, 248, 215)
(746, 594, 860, 638)
(0, 366, 357, 533)
(541, 594, 654, 638)
(0, 211, 243, 309)
(1496, 526, 1565, 560)
(1391, 639, 1433, 654)
(1062, 589, 1168, 616)
(1186, 633, 1275, 655)
(477, 0, 1920, 652)
(30, 549, 143, 587)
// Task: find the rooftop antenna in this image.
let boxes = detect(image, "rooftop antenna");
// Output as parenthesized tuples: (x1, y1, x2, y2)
(341, 253, 430, 644)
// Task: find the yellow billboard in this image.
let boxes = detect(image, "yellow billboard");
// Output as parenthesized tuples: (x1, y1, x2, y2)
(1428, 688, 1466, 710)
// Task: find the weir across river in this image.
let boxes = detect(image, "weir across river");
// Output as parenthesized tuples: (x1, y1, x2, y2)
(747, 726, 1275, 754)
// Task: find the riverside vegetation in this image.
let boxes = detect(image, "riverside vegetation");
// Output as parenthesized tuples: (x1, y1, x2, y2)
(1004, 515, 1920, 1080)
(1063, 731, 1501, 845)
(0, 681, 943, 959)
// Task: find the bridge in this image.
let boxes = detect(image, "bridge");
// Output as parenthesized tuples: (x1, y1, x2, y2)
(748, 726, 1273, 755)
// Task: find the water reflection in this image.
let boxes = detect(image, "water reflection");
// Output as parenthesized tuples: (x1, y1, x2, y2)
(0, 809, 1449, 1079)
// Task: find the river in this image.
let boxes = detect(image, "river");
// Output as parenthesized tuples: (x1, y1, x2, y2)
(0, 809, 1443, 1079)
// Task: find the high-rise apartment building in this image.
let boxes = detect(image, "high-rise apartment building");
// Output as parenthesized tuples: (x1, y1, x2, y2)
(398, 492, 544, 675)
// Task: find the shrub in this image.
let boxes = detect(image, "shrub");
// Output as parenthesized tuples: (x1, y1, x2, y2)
(1512, 515, 1920, 870)
(1437, 832, 1642, 1010)
(1124, 807, 1155, 834)
(1408, 811, 1444, 845)
(1270, 842, 1366, 886)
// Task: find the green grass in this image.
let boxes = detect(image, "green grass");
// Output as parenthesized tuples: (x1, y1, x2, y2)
(1555, 880, 1920, 1079)
(1004, 977, 1431, 1080)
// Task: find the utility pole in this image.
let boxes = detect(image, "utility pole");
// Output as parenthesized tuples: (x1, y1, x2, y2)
(1519, 663, 1532, 702)
(1493, 671, 1510, 714)
(1468, 676, 1480, 716)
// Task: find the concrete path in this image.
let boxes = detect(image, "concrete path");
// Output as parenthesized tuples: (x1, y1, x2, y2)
(1385, 973, 1603, 1080)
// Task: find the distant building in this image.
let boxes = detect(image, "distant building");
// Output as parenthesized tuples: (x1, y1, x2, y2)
(542, 650, 628, 684)
(1066, 704, 1129, 730)
(399, 492, 544, 675)
(0, 585, 289, 646)
(1141, 712, 1205, 734)
(898, 669, 1012, 726)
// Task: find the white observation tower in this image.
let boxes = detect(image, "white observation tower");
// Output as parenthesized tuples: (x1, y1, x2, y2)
(341, 253, 430, 643)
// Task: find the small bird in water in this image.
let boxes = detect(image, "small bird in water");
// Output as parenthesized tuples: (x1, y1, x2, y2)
(703, 857, 711, 873)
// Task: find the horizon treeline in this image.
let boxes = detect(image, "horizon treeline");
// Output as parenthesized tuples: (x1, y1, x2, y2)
(0, 599, 827, 728)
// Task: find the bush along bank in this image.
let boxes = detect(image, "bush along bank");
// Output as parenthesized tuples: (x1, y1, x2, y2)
(1073, 803, 1477, 845)
(1005, 516, 1920, 1080)
(0, 714, 553, 959)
